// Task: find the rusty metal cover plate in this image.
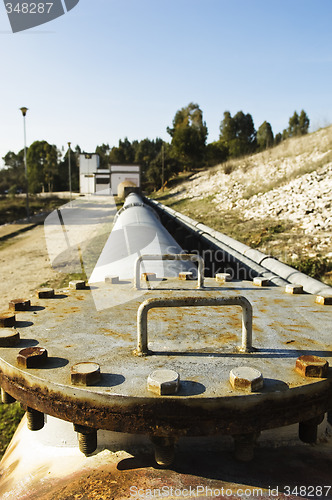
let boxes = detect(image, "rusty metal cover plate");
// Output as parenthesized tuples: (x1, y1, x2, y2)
(0, 278, 331, 435)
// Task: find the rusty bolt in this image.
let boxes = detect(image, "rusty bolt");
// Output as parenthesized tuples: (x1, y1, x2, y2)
(17, 347, 48, 368)
(299, 415, 324, 443)
(215, 273, 232, 282)
(253, 277, 270, 287)
(1, 388, 15, 404)
(295, 355, 329, 378)
(69, 280, 86, 290)
(315, 295, 332, 305)
(141, 272, 156, 282)
(9, 299, 31, 311)
(229, 367, 264, 392)
(71, 362, 101, 386)
(0, 328, 20, 347)
(285, 284, 303, 294)
(151, 436, 176, 467)
(0, 313, 16, 328)
(26, 407, 44, 431)
(233, 432, 260, 462)
(147, 369, 180, 395)
(178, 272, 194, 281)
(36, 288, 55, 299)
(74, 424, 98, 455)
(105, 275, 119, 284)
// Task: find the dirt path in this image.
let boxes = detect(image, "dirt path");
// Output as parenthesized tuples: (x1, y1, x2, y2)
(0, 225, 62, 311)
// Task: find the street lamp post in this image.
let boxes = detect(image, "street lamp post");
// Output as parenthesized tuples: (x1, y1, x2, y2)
(161, 142, 165, 191)
(20, 107, 30, 221)
(67, 142, 72, 200)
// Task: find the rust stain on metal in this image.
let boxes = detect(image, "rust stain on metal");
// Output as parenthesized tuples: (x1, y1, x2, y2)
(0, 367, 331, 438)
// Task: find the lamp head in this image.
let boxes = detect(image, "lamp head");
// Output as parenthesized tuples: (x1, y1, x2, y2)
(20, 107, 28, 117)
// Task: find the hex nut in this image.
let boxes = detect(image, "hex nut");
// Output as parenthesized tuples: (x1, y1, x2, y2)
(9, 299, 31, 311)
(178, 272, 194, 281)
(141, 273, 156, 282)
(215, 273, 232, 282)
(285, 284, 303, 294)
(253, 277, 270, 287)
(295, 355, 329, 378)
(229, 367, 263, 392)
(0, 328, 20, 347)
(147, 369, 180, 395)
(69, 280, 86, 290)
(315, 295, 332, 305)
(105, 275, 119, 284)
(17, 347, 48, 368)
(0, 313, 16, 328)
(71, 362, 101, 386)
(36, 288, 55, 299)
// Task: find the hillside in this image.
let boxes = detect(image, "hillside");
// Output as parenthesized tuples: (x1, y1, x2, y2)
(153, 125, 332, 285)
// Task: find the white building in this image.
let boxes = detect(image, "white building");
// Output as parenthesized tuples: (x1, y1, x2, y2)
(79, 155, 140, 195)
(79, 154, 102, 194)
(110, 165, 140, 196)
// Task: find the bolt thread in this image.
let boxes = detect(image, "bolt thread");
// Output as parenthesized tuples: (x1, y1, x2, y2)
(26, 407, 44, 431)
(78, 431, 97, 455)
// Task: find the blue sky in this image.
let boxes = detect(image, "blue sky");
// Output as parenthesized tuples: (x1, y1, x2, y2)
(1, 0, 332, 166)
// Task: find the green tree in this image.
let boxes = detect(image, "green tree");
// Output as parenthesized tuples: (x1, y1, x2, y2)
(145, 143, 180, 190)
(282, 128, 289, 140)
(95, 143, 110, 169)
(219, 111, 257, 157)
(299, 110, 310, 135)
(205, 141, 228, 166)
(274, 132, 282, 146)
(134, 138, 163, 184)
(1, 150, 25, 193)
(26, 141, 58, 193)
(257, 121, 274, 150)
(109, 138, 137, 164)
(55, 145, 80, 192)
(167, 103, 208, 170)
(288, 111, 300, 137)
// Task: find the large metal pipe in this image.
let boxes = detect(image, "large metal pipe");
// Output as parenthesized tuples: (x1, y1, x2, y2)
(147, 197, 332, 295)
(89, 193, 194, 282)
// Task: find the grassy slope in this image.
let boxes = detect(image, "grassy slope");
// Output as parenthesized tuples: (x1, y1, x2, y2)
(0, 194, 71, 225)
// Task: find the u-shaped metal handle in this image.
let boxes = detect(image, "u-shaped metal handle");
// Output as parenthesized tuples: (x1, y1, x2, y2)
(136, 295, 253, 355)
(134, 254, 204, 289)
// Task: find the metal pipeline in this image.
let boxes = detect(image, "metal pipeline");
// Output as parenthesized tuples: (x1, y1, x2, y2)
(146, 197, 332, 295)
